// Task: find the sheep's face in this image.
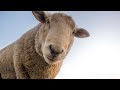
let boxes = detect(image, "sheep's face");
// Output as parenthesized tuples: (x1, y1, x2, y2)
(33, 11, 90, 64)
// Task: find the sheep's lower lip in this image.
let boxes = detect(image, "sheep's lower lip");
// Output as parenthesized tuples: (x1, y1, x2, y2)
(47, 56, 57, 61)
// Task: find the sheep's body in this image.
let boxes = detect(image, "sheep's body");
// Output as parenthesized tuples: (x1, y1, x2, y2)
(0, 43, 16, 79)
(0, 24, 62, 79)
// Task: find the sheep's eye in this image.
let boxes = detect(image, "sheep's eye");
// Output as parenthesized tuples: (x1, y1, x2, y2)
(46, 19, 50, 24)
(73, 29, 76, 34)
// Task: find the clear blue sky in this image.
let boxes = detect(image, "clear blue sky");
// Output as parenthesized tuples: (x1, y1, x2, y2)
(0, 11, 120, 79)
(0, 11, 38, 49)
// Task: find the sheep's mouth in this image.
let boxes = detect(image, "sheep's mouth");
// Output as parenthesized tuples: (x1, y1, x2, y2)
(47, 56, 58, 61)
(44, 56, 60, 65)
(43, 50, 65, 64)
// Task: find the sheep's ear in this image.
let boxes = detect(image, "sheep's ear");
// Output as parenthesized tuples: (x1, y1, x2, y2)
(73, 28, 90, 38)
(32, 11, 47, 23)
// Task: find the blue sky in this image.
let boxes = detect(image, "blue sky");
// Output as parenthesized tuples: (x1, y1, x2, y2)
(0, 11, 120, 79)
(0, 11, 38, 49)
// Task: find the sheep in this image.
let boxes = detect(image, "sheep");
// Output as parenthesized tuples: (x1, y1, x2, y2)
(0, 11, 90, 79)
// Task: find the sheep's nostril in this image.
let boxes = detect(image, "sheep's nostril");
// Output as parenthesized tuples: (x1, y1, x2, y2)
(60, 50, 64, 53)
(51, 51, 59, 59)
(49, 45, 63, 59)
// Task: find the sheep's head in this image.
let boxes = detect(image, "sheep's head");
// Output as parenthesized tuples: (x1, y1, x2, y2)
(33, 11, 90, 64)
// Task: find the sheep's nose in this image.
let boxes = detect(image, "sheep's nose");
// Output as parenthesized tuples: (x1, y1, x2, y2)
(49, 44, 63, 59)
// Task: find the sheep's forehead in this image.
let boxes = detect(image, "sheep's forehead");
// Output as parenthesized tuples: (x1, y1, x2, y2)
(50, 13, 76, 30)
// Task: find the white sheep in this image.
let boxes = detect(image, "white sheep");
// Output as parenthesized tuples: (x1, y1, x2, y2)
(0, 11, 90, 79)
